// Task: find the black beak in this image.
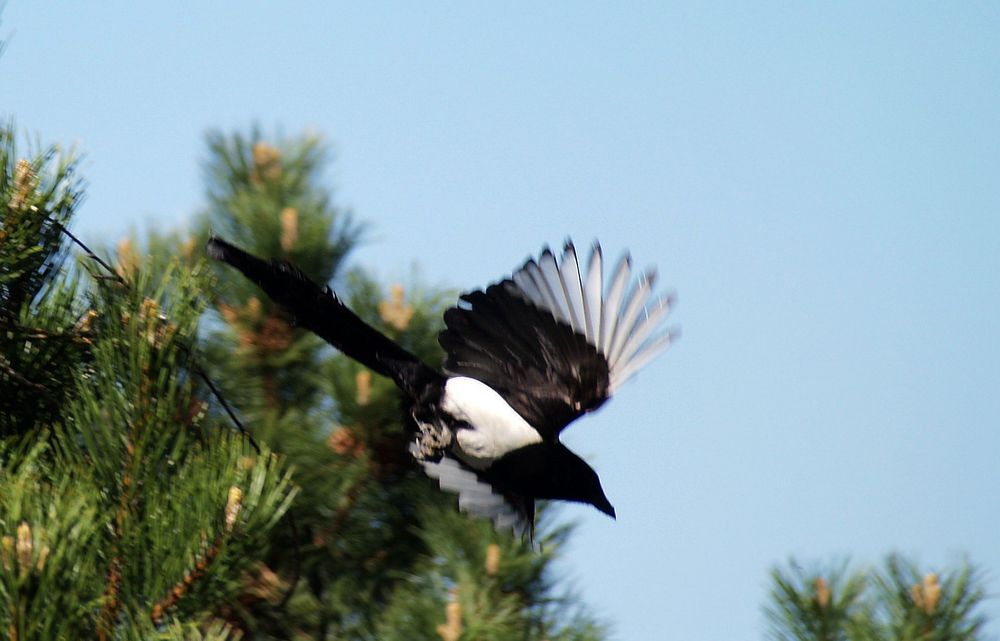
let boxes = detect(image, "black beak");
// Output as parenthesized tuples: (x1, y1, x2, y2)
(594, 496, 616, 519)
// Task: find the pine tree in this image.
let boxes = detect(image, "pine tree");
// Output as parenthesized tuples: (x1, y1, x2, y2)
(0, 124, 295, 640)
(1, 98, 607, 638)
(193, 128, 607, 640)
(766, 555, 987, 641)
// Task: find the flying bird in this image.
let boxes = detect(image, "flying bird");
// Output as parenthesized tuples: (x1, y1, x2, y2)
(208, 237, 676, 535)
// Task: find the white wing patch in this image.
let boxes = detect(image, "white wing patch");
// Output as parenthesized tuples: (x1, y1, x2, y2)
(423, 456, 527, 535)
(505, 241, 677, 392)
(440, 376, 543, 468)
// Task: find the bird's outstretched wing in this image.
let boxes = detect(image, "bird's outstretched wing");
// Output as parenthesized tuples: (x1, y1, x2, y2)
(439, 241, 676, 438)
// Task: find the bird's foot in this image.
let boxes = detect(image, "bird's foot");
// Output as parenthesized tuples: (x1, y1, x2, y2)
(409, 416, 453, 461)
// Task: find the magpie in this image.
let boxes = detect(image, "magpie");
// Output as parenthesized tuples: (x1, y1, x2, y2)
(207, 237, 676, 535)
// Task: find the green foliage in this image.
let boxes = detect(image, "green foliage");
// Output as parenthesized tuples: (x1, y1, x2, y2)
(153, 620, 245, 641)
(767, 560, 876, 641)
(0, 127, 86, 434)
(0, 122, 295, 640)
(876, 555, 986, 641)
(375, 504, 605, 641)
(0, 440, 104, 640)
(201, 128, 362, 283)
(767, 556, 987, 641)
(0, 125, 82, 311)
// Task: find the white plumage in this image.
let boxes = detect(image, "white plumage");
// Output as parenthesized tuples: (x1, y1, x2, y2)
(422, 456, 525, 534)
(440, 376, 543, 468)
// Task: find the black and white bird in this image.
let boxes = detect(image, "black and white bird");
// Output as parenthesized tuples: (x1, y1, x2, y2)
(208, 237, 676, 535)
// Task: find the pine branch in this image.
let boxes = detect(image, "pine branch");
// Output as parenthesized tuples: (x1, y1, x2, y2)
(97, 401, 139, 641)
(0, 356, 50, 393)
(46, 215, 260, 454)
(152, 528, 230, 623)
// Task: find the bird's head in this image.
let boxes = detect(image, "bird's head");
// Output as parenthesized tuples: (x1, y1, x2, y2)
(549, 444, 616, 519)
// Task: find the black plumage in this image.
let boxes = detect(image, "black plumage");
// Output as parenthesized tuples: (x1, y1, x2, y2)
(440, 283, 611, 438)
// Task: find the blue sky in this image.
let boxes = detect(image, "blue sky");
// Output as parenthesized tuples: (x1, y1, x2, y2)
(3, 3, 999, 639)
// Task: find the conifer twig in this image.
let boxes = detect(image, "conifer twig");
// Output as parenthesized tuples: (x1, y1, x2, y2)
(150, 535, 225, 625)
(98, 427, 135, 641)
(277, 511, 302, 610)
(48, 217, 260, 454)
(151, 486, 244, 624)
(0, 358, 50, 394)
(0, 318, 94, 347)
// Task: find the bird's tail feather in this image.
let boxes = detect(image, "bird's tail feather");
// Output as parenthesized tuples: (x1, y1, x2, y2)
(207, 236, 439, 392)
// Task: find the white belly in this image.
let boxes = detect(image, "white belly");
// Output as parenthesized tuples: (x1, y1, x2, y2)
(440, 376, 542, 469)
